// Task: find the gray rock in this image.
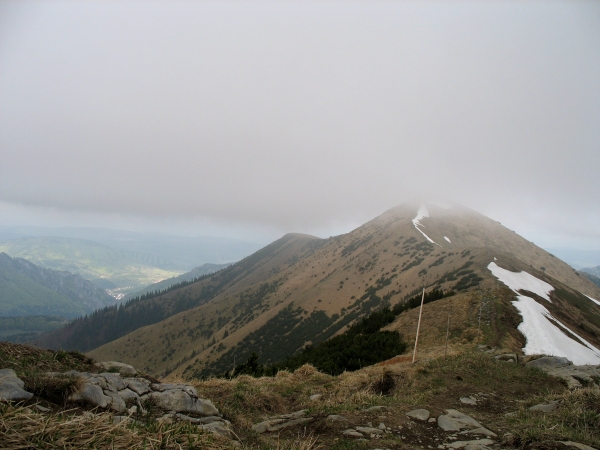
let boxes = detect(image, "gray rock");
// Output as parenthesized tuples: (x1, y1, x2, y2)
(378, 422, 386, 430)
(445, 439, 495, 449)
(117, 388, 139, 402)
(0, 369, 33, 402)
(105, 390, 127, 412)
(460, 397, 477, 405)
(342, 429, 364, 437)
(176, 413, 225, 424)
(327, 414, 349, 422)
(526, 356, 572, 369)
(309, 393, 322, 401)
(199, 421, 233, 439)
(495, 353, 517, 363)
(560, 441, 598, 450)
(438, 409, 483, 432)
(125, 378, 151, 395)
(459, 427, 497, 437)
(69, 383, 110, 408)
(95, 361, 137, 376)
(365, 406, 386, 412)
(99, 373, 126, 391)
(35, 404, 50, 412)
(355, 426, 383, 435)
(406, 409, 430, 421)
(529, 401, 560, 412)
(146, 390, 218, 416)
(253, 410, 312, 433)
(151, 383, 197, 396)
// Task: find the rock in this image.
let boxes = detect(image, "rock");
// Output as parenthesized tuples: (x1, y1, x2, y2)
(406, 409, 430, 421)
(494, 353, 517, 363)
(529, 401, 560, 412)
(117, 388, 139, 402)
(327, 414, 348, 422)
(145, 390, 219, 416)
(541, 365, 600, 389)
(99, 373, 126, 391)
(105, 390, 127, 412)
(95, 361, 137, 377)
(35, 404, 50, 412)
(560, 441, 598, 450)
(355, 426, 383, 435)
(253, 410, 313, 433)
(127, 405, 137, 415)
(365, 406, 386, 412)
(526, 356, 572, 369)
(429, 418, 437, 422)
(309, 393, 322, 401)
(69, 383, 111, 408)
(342, 429, 364, 437)
(0, 369, 34, 402)
(445, 439, 495, 449)
(460, 397, 477, 405)
(151, 383, 197, 396)
(125, 378, 151, 395)
(199, 421, 233, 439)
(438, 409, 483, 432)
(378, 422, 386, 430)
(459, 427, 497, 437)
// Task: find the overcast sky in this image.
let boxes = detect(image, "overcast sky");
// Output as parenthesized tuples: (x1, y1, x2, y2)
(1, 1, 599, 249)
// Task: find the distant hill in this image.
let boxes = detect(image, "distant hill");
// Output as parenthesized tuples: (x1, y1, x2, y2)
(125, 263, 232, 300)
(0, 252, 115, 318)
(0, 237, 183, 295)
(581, 269, 600, 289)
(39, 202, 600, 379)
(0, 226, 262, 271)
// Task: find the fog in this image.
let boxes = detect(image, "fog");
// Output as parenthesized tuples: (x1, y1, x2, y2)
(1, 1, 599, 249)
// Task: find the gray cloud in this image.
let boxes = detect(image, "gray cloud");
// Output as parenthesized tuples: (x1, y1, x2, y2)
(1, 1, 599, 247)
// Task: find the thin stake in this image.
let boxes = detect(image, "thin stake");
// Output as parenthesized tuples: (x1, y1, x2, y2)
(445, 313, 450, 357)
(412, 288, 425, 364)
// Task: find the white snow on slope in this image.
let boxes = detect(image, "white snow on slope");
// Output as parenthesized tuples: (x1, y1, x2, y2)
(488, 262, 600, 365)
(412, 204, 441, 247)
(512, 295, 600, 365)
(584, 294, 600, 307)
(488, 262, 553, 302)
(444, 236, 451, 243)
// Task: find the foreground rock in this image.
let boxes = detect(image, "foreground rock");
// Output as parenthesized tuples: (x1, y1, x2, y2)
(94, 361, 137, 376)
(253, 410, 313, 433)
(526, 356, 600, 389)
(406, 408, 430, 421)
(438, 409, 496, 437)
(0, 368, 34, 402)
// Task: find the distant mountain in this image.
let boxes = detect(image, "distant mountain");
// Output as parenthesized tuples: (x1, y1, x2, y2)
(581, 268, 600, 289)
(544, 248, 600, 270)
(0, 237, 183, 295)
(0, 226, 262, 271)
(0, 252, 115, 318)
(124, 263, 232, 300)
(39, 202, 600, 379)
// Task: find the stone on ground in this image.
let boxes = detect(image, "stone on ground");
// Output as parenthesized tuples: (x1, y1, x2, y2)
(0, 368, 34, 402)
(529, 400, 560, 412)
(406, 408, 430, 421)
(94, 361, 137, 376)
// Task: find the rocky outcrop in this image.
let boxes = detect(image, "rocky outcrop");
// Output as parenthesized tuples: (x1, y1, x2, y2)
(252, 410, 313, 433)
(526, 356, 600, 389)
(0, 368, 33, 402)
(94, 361, 137, 377)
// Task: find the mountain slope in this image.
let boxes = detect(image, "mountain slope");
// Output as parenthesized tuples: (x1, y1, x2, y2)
(83, 202, 600, 378)
(0, 252, 115, 318)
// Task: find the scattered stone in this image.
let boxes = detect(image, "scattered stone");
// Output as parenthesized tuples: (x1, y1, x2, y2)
(560, 441, 598, 450)
(156, 414, 174, 425)
(309, 393, 322, 401)
(0, 369, 34, 402)
(438, 410, 482, 432)
(459, 427, 497, 437)
(355, 426, 383, 435)
(495, 353, 517, 363)
(199, 421, 234, 439)
(406, 409, 430, 421)
(378, 422, 386, 430)
(445, 439, 495, 449)
(327, 414, 348, 422)
(105, 390, 127, 412)
(253, 410, 313, 433)
(343, 429, 364, 437)
(530, 401, 560, 413)
(429, 418, 437, 422)
(145, 390, 219, 416)
(35, 404, 50, 412)
(95, 361, 137, 377)
(125, 379, 152, 395)
(460, 397, 477, 405)
(117, 388, 139, 402)
(365, 406, 387, 412)
(113, 415, 130, 424)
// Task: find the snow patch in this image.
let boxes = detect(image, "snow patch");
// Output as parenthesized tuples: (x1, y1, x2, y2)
(512, 295, 600, 365)
(444, 236, 451, 243)
(488, 262, 553, 302)
(412, 204, 441, 247)
(584, 294, 600, 307)
(488, 262, 600, 365)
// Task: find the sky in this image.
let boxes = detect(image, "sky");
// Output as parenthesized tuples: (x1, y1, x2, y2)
(1, 1, 599, 250)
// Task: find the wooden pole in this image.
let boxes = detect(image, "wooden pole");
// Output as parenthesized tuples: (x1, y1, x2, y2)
(445, 314, 450, 357)
(412, 288, 425, 364)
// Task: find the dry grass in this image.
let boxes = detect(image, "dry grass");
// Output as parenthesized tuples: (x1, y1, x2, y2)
(0, 403, 234, 450)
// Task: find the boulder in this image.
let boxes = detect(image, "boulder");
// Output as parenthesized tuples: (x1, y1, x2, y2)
(327, 414, 349, 422)
(253, 410, 313, 433)
(94, 362, 137, 377)
(69, 383, 111, 408)
(526, 356, 572, 370)
(460, 397, 477, 405)
(99, 373, 126, 391)
(495, 353, 517, 363)
(355, 426, 383, 435)
(0, 368, 33, 402)
(117, 388, 139, 403)
(105, 390, 127, 412)
(406, 409, 430, 421)
(125, 378, 151, 395)
(145, 390, 219, 416)
(529, 401, 560, 413)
